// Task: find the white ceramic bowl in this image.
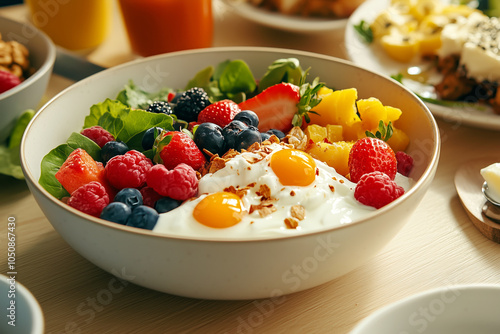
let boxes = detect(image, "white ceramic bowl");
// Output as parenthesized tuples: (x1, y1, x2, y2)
(0, 274, 44, 334)
(350, 284, 500, 334)
(0, 16, 56, 143)
(21, 47, 440, 300)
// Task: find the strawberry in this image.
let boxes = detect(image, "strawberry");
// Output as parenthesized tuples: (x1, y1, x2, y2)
(156, 131, 206, 170)
(0, 70, 21, 94)
(238, 80, 324, 133)
(197, 99, 241, 128)
(348, 137, 397, 183)
(55, 148, 116, 198)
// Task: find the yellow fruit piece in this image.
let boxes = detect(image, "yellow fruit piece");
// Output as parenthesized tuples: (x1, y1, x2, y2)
(306, 141, 353, 177)
(310, 88, 360, 128)
(440, 4, 478, 18)
(357, 98, 387, 131)
(343, 121, 364, 142)
(385, 105, 403, 122)
(304, 124, 327, 143)
(410, 0, 441, 21)
(418, 32, 442, 55)
(326, 124, 343, 142)
(387, 127, 410, 152)
(381, 30, 420, 63)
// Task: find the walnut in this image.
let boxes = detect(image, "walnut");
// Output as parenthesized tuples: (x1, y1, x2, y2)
(284, 217, 299, 229)
(290, 205, 305, 221)
(283, 126, 308, 150)
(0, 33, 31, 80)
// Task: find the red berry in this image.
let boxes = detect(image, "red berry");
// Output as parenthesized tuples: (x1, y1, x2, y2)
(348, 137, 397, 183)
(105, 150, 153, 189)
(395, 151, 414, 177)
(354, 171, 405, 209)
(158, 131, 206, 170)
(0, 70, 21, 94)
(140, 186, 163, 207)
(67, 181, 110, 217)
(197, 99, 241, 128)
(55, 148, 115, 198)
(238, 83, 300, 132)
(147, 163, 198, 201)
(81, 125, 115, 148)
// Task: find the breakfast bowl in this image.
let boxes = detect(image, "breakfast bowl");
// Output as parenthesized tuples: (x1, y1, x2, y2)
(0, 16, 56, 143)
(21, 47, 439, 300)
(349, 284, 500, 334)
(0, 274, 44, 334)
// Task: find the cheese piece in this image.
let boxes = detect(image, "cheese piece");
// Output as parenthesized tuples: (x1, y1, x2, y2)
(481, 163, 500, 203)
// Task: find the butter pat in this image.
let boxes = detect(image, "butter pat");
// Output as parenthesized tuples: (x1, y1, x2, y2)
(480, 163, 500, 203)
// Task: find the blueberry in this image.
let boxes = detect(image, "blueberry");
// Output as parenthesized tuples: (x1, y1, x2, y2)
(235, 127, 262, 151)
(193, 122, 225, 157)
(147, 101, 173, 115)
(114, 188, 143, 209)
(260, 132, 271, 141)
(222, 120, 248, 151)
(155, 197, 182, 213)
(267, 129, 285, 140)
(126, 205, 159, 230)
(233, 110, 259, 127)
(142, 126, 164, 151)
(101, 141, 129, 164)
(100, 202, 131, 225)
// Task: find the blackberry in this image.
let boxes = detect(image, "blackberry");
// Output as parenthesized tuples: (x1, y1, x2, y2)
(100, 141, 129, 164)
(173, 87, 211, 122)
(222, 120, 248, 151)
(233, 110, 259, 127)
(235, 127, 262, 151)
(146, 101, 173, 115)
(193, 122, 225, 157)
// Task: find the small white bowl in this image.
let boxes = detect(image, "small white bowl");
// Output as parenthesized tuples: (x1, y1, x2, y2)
(21, 47, 440, 300)
(0, 274, 44, 334)
(0, 16, 56, 143)
(350, 284, 500, 334)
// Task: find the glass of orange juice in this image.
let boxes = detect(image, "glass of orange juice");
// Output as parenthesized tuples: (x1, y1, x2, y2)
(25, 0, 112, 51)
(117, 0, 213, 57)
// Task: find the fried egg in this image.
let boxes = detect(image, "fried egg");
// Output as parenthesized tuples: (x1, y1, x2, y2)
(153, 143, 412, 239)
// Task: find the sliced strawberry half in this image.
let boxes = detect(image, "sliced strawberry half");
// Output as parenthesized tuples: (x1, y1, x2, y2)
(238, 83, 300, 133)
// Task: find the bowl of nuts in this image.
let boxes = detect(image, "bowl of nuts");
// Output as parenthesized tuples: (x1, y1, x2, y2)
(0, 16, 56, 143)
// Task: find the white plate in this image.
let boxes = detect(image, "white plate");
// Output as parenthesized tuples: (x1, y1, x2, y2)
(350, 284, 500, 334)
(222, 0, 348, 33)
(345, 0, 500, 130)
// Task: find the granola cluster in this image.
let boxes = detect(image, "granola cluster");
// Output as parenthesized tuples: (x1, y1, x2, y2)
(199, 130, 309, 229)
(0, 33, 32, 81)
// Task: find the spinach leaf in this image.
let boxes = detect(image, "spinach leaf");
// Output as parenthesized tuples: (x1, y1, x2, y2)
(116, 81, 172, 109)
(39, 132, 101, 199)
(353, 20, 374, 44)
(258, 58, 303, 92)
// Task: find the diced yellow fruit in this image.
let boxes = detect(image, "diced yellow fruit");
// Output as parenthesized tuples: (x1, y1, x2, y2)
(387, 127, 410, 152)
(440, 5, 478, 18)
(371, 12, 394, 38)
(410, 0, 441, 21)
(418, 32, 442, 55)
(306, 141, 353, 177)
(310, 88, 360, 128)
(357, 98, 387, 131)
(385, 105, 403, 122)
(381, 31, 419, 63)
(343, 121, 364, 142)
(304, 124, 327, 143)
(326, 124, 343, 142)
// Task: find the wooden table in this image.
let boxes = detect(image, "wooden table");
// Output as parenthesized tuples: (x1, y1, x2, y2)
(2, 2, 500, 333)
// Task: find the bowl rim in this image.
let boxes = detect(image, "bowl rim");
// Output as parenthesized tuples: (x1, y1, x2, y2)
(349, 283, 500, 333)
(0, 274, 44, 334)
(0, 15, 56, 100)
(20, 46, 441, 243)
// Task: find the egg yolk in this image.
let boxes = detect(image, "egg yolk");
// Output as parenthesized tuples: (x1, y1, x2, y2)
(193, 192, 244, 228)
(270, 149, 316, 186)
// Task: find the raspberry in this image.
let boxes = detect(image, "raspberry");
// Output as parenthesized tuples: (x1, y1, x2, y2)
(81, 126, 115, 148)
(105, 150, 153, 189)
(354, 171, 405, 209)
(395, 151, 414, 177)
(147, 163, 198, 201)
(67, 181, 110, 217)
(140, 186, 163, 207)
(348, 137, 397, 183)
(0, 70, 21, 94)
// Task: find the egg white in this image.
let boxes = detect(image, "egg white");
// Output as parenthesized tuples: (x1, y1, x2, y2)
(153, 144, 411, 239)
